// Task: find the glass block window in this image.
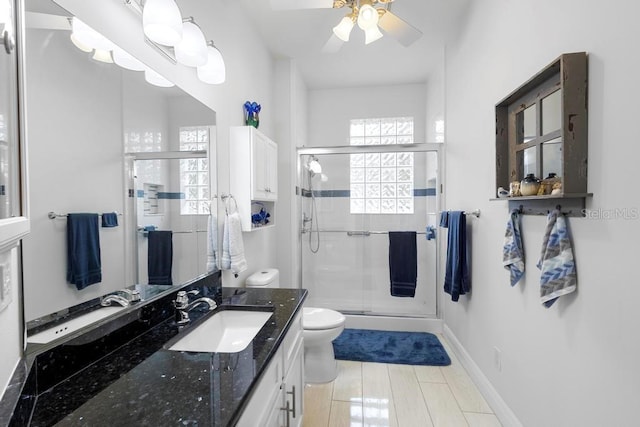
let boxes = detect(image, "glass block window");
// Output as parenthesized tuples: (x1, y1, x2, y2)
(179, 126, 210, 215)
(349, 117, 414, 214)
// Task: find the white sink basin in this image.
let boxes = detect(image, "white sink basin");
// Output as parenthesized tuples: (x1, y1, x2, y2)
(27, 306, 126, 344)
(168, 309, 273, 353)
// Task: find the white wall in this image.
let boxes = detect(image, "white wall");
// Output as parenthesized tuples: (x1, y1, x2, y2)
(0, 248, 22, 396)
(444, 1, 640, 425)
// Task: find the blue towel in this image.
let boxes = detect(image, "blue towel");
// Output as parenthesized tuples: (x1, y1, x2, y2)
(439, 211, 449, 228)
(537, 210, 577, 307)
(101, 212, 118, 228)
(388, 232, 417, 298)
(148, 230, 173, 285)
(443, 211, 470, 301)
(503, 209, 524, 286)
(66, 213, 102, 290)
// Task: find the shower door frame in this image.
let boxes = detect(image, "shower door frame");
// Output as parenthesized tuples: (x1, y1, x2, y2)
(296, 143, 444, 319)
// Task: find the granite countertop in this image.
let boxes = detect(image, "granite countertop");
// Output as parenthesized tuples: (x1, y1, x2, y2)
(27, 287, 307, 427)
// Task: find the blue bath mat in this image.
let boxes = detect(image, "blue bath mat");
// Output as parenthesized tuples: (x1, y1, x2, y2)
(332, 329, 451, 366)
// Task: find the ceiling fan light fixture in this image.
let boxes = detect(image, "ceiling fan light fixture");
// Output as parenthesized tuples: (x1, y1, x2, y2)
(364, 25, 383, 44)
(333, 15, 355, 42)
(357, 3, 379, 30)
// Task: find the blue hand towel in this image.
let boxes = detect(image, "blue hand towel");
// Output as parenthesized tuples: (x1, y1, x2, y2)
(537, 209, 577, 307)
(443, 211, 470, 301)
(101, 212, 118, 228)
(439, 211, 449, 228)
(148, 230, 173, 285)
(388, 232, 417, 298)
(503, 209, 525, 286)
(66, 213, 102, 290)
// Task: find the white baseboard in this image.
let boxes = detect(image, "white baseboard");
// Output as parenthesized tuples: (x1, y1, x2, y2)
(344, 315, 443, 333)
(443, 325, 523, 427)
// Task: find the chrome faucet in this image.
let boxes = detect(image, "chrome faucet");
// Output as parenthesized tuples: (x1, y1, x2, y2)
(100, 294, 130, 307)
(117, 289, 141, 303)
(174, 290, 217, 325)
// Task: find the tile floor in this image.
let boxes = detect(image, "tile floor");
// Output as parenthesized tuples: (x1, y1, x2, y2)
(303, 334, 502, 427)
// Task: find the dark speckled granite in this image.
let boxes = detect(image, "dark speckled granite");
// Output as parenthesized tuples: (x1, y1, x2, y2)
(6, 286, 306, 427)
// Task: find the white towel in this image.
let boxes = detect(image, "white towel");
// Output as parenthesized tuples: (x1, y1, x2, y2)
(222, 211, 247, 275)
(206, 214, 218, 272)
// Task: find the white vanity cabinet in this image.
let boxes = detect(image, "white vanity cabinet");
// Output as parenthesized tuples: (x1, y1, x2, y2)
(230, 126, 278, 231)
(237, 310, 304, 427)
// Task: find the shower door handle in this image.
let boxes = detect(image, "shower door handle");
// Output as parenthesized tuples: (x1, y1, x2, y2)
(347, 231, 371, 237)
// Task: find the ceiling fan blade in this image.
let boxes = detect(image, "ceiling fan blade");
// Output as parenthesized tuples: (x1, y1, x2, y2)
(378, 10, 423, 47)
(270, 0, 335, 10)
(321, 33, 345, 53)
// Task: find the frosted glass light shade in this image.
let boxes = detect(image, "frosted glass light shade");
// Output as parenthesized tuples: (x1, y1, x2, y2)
(113, 46, 145, 71)
(92, 49, 113, 63)
(144, 67, 174, 87)
(143, 0, 183, 46)
(71, 17, 114, 51)
(364, 25, 383, 44)
(70, 33, 92, 53)
(357, 4, 379, 30)
(174, 21, 207, 67)
(197, 44, 226, 84)
(332, 16, 354, 42)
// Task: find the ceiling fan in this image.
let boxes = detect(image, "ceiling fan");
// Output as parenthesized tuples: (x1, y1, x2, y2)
(269, 0, 422, 51)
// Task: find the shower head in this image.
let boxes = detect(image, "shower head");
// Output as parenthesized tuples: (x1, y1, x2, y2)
(306, 156, 322, 177)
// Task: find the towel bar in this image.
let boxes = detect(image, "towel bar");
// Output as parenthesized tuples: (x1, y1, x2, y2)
(48, 211, 122, 220)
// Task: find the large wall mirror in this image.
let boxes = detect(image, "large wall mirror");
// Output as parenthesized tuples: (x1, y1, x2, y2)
(21, 0, 219, 351)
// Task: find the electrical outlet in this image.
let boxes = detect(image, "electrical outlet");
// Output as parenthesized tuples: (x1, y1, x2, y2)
(493, 346, 502, 372)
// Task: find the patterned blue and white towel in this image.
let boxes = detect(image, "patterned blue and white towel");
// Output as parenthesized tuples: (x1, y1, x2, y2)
(503, 209, 524, 286)
(537, 209, 577, 307)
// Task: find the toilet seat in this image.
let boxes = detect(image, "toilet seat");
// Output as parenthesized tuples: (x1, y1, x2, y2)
(303, 307, 346, 330)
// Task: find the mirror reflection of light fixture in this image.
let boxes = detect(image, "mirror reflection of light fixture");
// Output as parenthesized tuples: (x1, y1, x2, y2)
(174, 18, 207, 67)
(71, 17, 114, 51)
(92, 49, 113, 63)
(144, 67, 174, 87)
(112, 45, 145, 71)
(197, 41, 226, 84)
(142, 0, 183, 46)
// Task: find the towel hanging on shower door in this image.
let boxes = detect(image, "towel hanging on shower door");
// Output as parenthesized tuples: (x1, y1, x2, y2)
(388, 231, 417, 298)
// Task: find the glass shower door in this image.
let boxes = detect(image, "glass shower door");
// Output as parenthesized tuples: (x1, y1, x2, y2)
(300, 147, 439, 318)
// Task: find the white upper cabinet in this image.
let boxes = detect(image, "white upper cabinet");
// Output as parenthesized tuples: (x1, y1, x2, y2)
(230, 126, 278, 231)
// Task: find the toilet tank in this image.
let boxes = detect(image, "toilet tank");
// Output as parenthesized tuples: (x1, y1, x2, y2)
(245, 268, 280, 288)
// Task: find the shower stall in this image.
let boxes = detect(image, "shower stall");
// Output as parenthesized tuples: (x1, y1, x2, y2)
(298, 144, 441, 321)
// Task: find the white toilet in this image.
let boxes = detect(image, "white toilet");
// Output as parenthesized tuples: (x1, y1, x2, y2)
(245, 269, 346, 383)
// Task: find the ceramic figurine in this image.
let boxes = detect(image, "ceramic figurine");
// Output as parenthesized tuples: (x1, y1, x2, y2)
(497, 187, 509, 198)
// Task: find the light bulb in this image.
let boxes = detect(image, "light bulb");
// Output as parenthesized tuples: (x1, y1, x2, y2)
(70, 33, 92, 53)
(174, 21, 207, 67)
(113, 45, 145, 71)
(332, 16, 354, 42)
(144, 67, 174, 87)
(357, 4, 379, 30)
(143, 0, 183, 46)
(71, 17, 114, 51)
(197, 44, 226, 84)
(364, 25, 383, 44)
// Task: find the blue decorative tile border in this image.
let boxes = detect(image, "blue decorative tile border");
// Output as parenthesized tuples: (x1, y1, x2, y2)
(298, 187, 436, 198)
(137, 190, 184, 199)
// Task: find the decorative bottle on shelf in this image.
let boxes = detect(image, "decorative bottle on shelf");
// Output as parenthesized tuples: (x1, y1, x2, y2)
(520, 174, 541, 196)
(542, 173, 561, 195)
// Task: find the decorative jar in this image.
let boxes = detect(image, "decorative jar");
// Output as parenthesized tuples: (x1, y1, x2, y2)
(520, 174, 541, 196)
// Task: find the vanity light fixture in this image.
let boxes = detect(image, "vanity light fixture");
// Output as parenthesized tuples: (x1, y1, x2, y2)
(173, 18, 208, 67)
(144, 67, 174, 87)
(71, 17, 114, 52)
(142, 0, 183, 46)
(197, 41, 226, 84)
(92, 49, 114, 63)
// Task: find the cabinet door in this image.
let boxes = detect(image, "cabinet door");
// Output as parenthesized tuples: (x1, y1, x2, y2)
(251, 133, 268, 200)
(283, 338, 304, 427)
(265, 139, 278, 201)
